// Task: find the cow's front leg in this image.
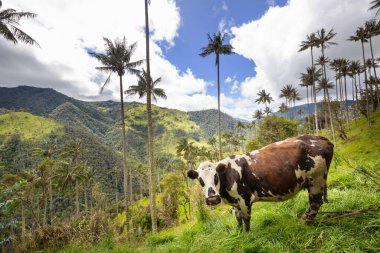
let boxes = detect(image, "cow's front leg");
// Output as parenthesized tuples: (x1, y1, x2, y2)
(241, 204, 252, 232)
(229, 207, 243, 229)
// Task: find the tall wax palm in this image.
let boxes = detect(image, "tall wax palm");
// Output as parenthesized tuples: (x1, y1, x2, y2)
(369, 0, 380, 16)
(279, 84, 293, 109)
(200, 31, 234, 160)
(365, 20, 379, 83)
(253, 109, 264, 121)
(348, 27, 370, 125)
(278, 103, 289, 116)
(0, 0, 39, 46)
(94, 37, 142, 237)
(330, 59, 342, 101)
(349, 60, 361, 119)
(60, 139, 86, 218)
(315, 28, 337, 144)
(144, 0, 159, 234)
(33, 137, 58, 225)
(366, 57, 380, 108)
(255, 89, 274, 112)
(126, 69, 167, 232)
(289, 87, 301, 119)
(300, 66, 322, 119)
(299, 33, 319, 134)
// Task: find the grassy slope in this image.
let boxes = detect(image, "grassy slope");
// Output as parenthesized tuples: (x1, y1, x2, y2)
(57, 113, 380, 253)
(0, 112, 63, 141)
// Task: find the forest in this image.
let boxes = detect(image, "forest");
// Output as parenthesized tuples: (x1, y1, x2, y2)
(1, 0, 380, 252)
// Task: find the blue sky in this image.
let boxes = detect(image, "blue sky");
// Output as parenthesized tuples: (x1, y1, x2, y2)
(0, 0, 378, 120)
(165, 0, 287, 99)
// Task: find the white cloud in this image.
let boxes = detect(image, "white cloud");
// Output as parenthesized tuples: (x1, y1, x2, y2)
(0, 0, 214, 111)
(231, 0, 380, 115)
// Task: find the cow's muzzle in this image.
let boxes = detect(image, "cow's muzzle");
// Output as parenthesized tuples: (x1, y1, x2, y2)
(206, 195, 221, 206)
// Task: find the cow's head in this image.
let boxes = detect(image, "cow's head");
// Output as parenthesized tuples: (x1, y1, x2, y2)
(187, 161, 221, 206)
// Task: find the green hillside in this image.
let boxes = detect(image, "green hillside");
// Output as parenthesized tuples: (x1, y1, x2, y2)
(105, 104, 203, 159)
(67, 113, 380, 253)
(0, 111, 63, 141)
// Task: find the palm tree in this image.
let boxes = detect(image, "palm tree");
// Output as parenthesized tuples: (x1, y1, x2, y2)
(60, 139, 86, 218)
(94, 37, 142, 236)
(143, 0, 159, 234)
(288, 87, 301, 119)
(299, 33, 319, 134)
(300, 67, 322, 121)
(252, 109, 264, 121)
(200, 31, 234, 160)
(365, 20, 379, 82)
(33, 137, 58, 225)
(255, 89, 274, 111)
(0, 0, 39, 46)
(278, 103, 289, 116)
(330, 59, 342, 101)
(126, 69, 167, 232)
(369, 0, 380, 15)
(348, 27, 370, 125)
(315, 28, 337, 144)
(279, 84, 293, 109)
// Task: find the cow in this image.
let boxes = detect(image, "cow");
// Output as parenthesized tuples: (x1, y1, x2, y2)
(187, 135, 334, 231)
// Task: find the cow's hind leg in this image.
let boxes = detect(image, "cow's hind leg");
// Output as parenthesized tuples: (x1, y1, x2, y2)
(302, 189, 323, 224)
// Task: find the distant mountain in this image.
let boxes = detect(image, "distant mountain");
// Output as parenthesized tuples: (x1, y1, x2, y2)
(277, 100, 354, 119)
(187, 109, 240, 138)
(0, 86, 241, 140)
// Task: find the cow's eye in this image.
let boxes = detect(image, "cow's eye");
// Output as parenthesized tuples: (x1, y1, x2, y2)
(199, 178, 205, 187)
(214, 174, 219, 185)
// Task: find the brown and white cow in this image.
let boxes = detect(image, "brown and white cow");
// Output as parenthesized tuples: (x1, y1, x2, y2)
(187, 135, 334, 231)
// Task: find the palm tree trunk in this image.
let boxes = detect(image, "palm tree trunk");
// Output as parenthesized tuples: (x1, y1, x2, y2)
(217, 53, 222, 160)
(75, 180, 79, 218)
(321, 47, 336, 144)
(115, 176, 119, 214)
(369, 37, 380, 112)
(368, 66, 375, 111)
(43, 186, 47, 226)
(344, 75, 350, 128)
(361, 40, 370, 125)
(49, 180, 53, 224)
(145, 0, 157, 234)
(119, 74, 130, 238)
(147, 85, 157, 233)
(311, 48, 319, 134)
(84, 188, 88, 215)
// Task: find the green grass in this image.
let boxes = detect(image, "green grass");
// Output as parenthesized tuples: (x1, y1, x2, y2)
(56, 113, 380, 253)
(0, 112, 63, 141)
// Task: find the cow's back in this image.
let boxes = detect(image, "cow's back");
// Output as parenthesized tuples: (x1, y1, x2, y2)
(245, 135, 334, 201)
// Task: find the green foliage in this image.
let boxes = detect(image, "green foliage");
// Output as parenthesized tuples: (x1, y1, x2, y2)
(255, 115, 298, 147)
(160, 173, 187, 227)
(245, 138, 261, 152)
(0, 112, 63, 141)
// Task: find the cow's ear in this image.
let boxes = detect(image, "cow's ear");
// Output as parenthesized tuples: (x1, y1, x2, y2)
(187, 170, 199, 180)
(216, 163, 227, 174)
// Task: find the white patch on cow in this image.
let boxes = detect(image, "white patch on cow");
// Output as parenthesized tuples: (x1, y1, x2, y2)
(196, 162, 218, 198)
(306, 155, 327, 195)
(275, 140, 286, 145)
(250, 150, 259, 156)
(294, 140, 302, 143)
(310, 140, 318, 147)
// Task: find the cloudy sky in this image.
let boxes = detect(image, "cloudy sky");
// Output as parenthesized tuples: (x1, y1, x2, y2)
(1, 0, 379, 120)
